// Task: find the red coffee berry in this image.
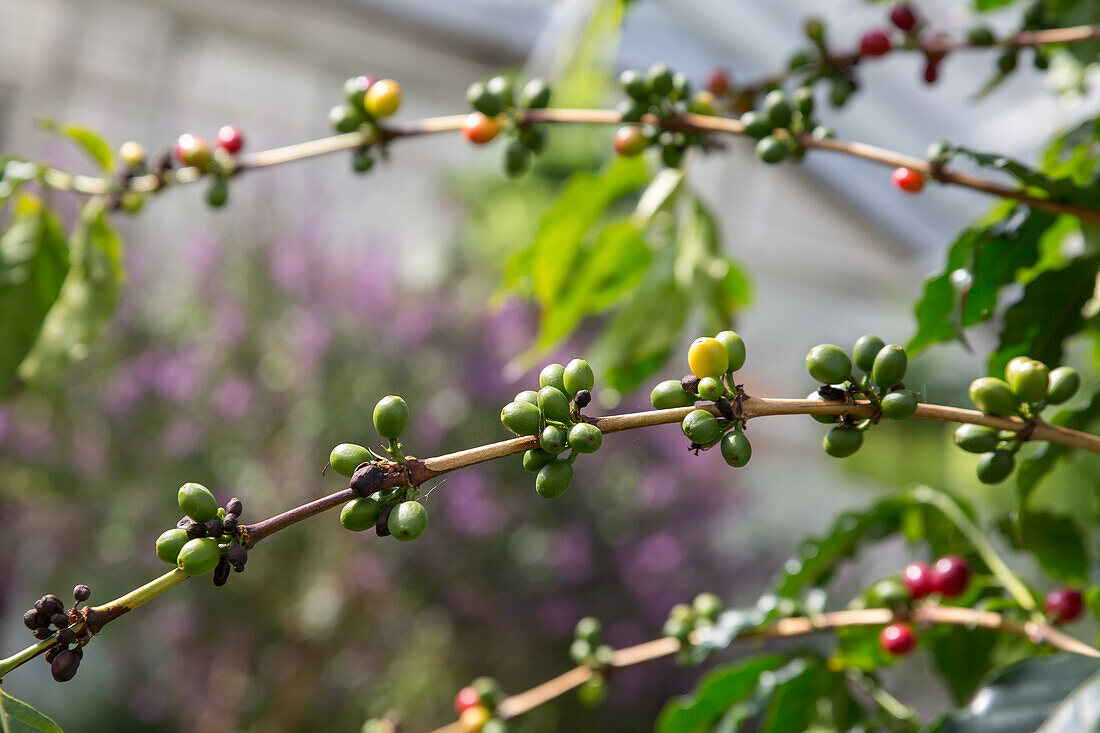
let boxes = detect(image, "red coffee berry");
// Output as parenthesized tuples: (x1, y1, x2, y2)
(613, 125, 648, 157)
(931, 555, 970, 598)
(454, 685, 481, 714)
(923, 59, 939, 84)
(216, 125, 245, 154)
(860, 30, 892, 57)
(706, 68, 731, 96)
(892, 167, 925, 193)
(462, 112, 501, 145)
(1044, 588, 1084, 624)
(879, 622, 916, 655)
(902, 561, 934, 599)
(890, 4, 918, 32)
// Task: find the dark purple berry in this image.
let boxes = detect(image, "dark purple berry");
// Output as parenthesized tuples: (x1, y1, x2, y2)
(44, 646, 61, 664)
(177, 516, 191, 529)
(205, 518, 223, 537)
(73, 646, 83, 660)
(227, 543, 248, 572)
(33, 627, 53, 640)
(34, 611, 51, 628)
(213, 556, 231, 587)
(351, 463, 385, 498)
(41, 596, 63, 616)
(73, 585, 90, 603)
(182, 519, 205, 539)
(23, 609, 39, 630)
(50, 613, 68, 628)
(226, 497, 243, 516)
(573, 390, 592, 409)
(222, 514, 239, 533)
(50, 649, 79, 682)
(680, 375, 700, 395)
(58, 628, 77, 644)
(376, 505, 394, 537)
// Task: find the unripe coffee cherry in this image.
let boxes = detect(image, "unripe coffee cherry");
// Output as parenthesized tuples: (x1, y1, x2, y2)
(976, 450, 1014, 484)
(329, 104, 365, 133)
(340, 497, 384, 532)
(344, 75, 376, 107)
(688, 337, 729, 378)
(954, 424, 998, 453)
(807, 391, 839, 424)
(519, 78, 552, 109)
(681, 374, 701, 395)
(1045, 588, 1084, 623)
(968, 27, 996, 46)
(178, 482, 219, 523)
(969, 377, 1019, 416)
(720, 430, 751, 467)
(682, 409, 721, 445)
(119, 141, 146, 168)
(466, 81, 504, 117)
(903, 561, 934, 599)
(871, 578, 911, 608)
(462, 113, 501, 145)
(540, 363, 567, 392)
(227, 543, 248, 572)
(688, 90, 717, 115)
(459, 705, 492, 733)
(536, 459, 573, 498)
(51, 649, 80, 682)
(206, 179, 229, 208)
(879, 390, 917, 420)
(575, 616, 602, 644)
(388, 500, 428, 541)
(563, 358, 595, 397)
(860, 29, 892, 57)
(329, 443, 371, 478)
(454, 686, 481, 714)
(824, 426, 863, 458)
(568, 423, 603, 453)
(697, 377, 723, 402)
(892, 167, 924, 193)
(646, 63, 674, 95)
(693, 592, 722, 620)
(578, 673, 608, 707)
(931, 555, 970, 597)
(1005, 357, 1049, 404)
(740, 111, 772, 140)
(756, 135, 788, 164)
(522, 448, 555, 473)
(538, 386, 572, 423)
(806, 344, 852, 384)
(651, 380, 695, 409)
(515, 389, 540, 406)
(715, 331, 746, 372)
(364, 79, 401, 118)
(890, 3, 918, 32)
(174, 133, 212, 169)
(1047, 366, 1081, 404)
(373, 395, 410, 439)
(872, 345, 908, 389)
(540, 424, 568, 454)
(879, 622, 916, 655)
(503, 140, 532, 177)
(156, 528, 190, 565)
(501, 400, 541, 436)
(216, 125, 244, 153)
(176, 538, 222, 575)
(762, 90, 793, 129)
(853, 334, 886, 372)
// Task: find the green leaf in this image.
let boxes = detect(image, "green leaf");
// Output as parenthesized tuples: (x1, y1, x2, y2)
(17, 199, 123, 384)
(675, 198, 751, 334)
(947, 147, 1098, 207)
(927, 654, 1100, 733)
(0, 196, 68, 397)
(758, 658, 822, 733)
(657, 654, 786, 733)
(38, 119, 113, 171)
(1017, 511, 1090, 585)
(0, 686, 63, 733)
(835, 625, 892, 671)
(924, 625, 1000, 704)
(1039, 668, 1100, 731)
(1016, 388, 1100, 507)
(988, 254, 1100, 377)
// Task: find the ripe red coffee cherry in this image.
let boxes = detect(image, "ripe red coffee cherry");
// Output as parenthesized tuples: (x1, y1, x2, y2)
(454, 685, 481, 714)
(706, 68, 731, 96)
(890, 4, 918, 32)
(614, 125, 648, 157)
(892, 167, 924, 193)
(462, 112, 501, 145)
(216, 125, 244, 153)
(931, 555, 970, 598)
(860, 30, 892, 57)
(1044, 588, 1084, 624)
(923, 60, 940, 84)
(879, 622, 916, 655)
(902, 561, 934, 599)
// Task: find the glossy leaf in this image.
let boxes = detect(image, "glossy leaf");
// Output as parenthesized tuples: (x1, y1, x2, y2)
(38, 119, 113, 172)
(1017, 511, 1090, 585)
(656, 654, 786, 733)
(1016, 388, 1100, 507)
(924, 625, 1001, 704)
(0, 687, 63, 733)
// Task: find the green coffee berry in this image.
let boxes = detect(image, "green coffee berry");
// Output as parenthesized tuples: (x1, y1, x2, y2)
(518, 78, 551, 109)
(329, 104, 365, 133)
(870, 578, 910, 607)
(504, 141, 532, 177)
(1047, 366, 1081, 405)
(976, 450, 1015, 484)
(538, 385, 572, 423)
(568, 422, 603, 453)
(485, 75, 514, 105)
(539, 363, 567, 392)
(969, 377, 1019, 416)
(515, 390, 540, 406)
(536, 459, 573, 498)
(697, 377, 724, 402)
(388, 500, 428, 541)
(762, 90, 793, 128)
(373, 395, 410, 439)
(563, 358, 595, 397)
(671, 72, 692, 101)
(852, 334, 886, 373)
(807, 391, 839, 424)
(501, 400, 541, 436)
(522, 448, 555, 473)
(715, 330, 746, 372)
(593, 644, 614, 666)
(340, 497, 384, 531)
(1005, 357, 1049, 404)
(740, 111, 772, 140)
(880, 390, 918, 420)
(620, 69, 648, 100)
(806, 344, 852, 384)
(472, 677, 505, 707)
(519, 125, 547, 153)
(578, 673, 608, 707)
(661, 144, 684, 168)
(651, 380, 696, 409)
(663, 615, 692, 641)
(351, 148, 375, 173)
(540, 424, 568, 454)
(693, 592, 722, 620)
(329, 443, 371, 477)
(824, 426, 863, 458)
(954, 424, 998, 453)
(688, 90, 716, 115)
(872, 345, 908, 390)
(646, 63, 674, 95)
(155, 528, 189, 565)
(830, 77, 854, 106)
(178, 482, 219, 523)
(968, 27, 995, 46)
(569, 638, 593, 664)
(669, 602, 694, 622)
(206, 180, 228, 208)
(720, 430, 752, 467)
(575, 616, 602, 644)
(756, 135, 788, 164)
(177, 538, 222, 575)
(793, 86, 814, 116)
(682, 409, 721, 445)
(467, 81, 503, 117)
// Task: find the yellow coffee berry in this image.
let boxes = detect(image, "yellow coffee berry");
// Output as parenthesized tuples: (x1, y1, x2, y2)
(688, 337, 729, 378)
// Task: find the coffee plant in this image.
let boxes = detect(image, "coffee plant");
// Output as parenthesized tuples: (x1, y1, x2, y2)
(6, 0, 1100, 730)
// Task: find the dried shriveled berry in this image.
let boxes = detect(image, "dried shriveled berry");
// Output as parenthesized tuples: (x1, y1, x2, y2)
(350, 462, 385, 498)
(573, 389, 592, 409)
(41, 595, 64, 616)
(222, 514, 239, 533)
(33, 627, 53, 640)
(205, 518, 224, 537)
(213, 556, 231, 587)
(376, 505, 394, 537)
(22, 609, 40, 630)
(227, 543, 248, 572)
(50, 613, 68, 628)
(226, 497, 243, 516)
(73, 585, 90, 603)
(51, 649, 80, 682)
(58, 628, 77, 644)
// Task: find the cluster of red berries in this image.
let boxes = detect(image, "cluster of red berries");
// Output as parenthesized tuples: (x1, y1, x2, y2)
(463, 75, 553, 177)
(857, 3, 951, 84)
(21, 586, 92, 682)
(453, 677, 513, 733)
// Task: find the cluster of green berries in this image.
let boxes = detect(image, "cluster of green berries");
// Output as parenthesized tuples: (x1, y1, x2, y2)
(500, 359, 602, 499)
(330, 395, 428, 541)
(155, 484, 248, 585)
(740, 87, 831, 165)
(650, 331, 751, 467)
(805, 334, 919, 458)
(569, 617, 613, 707)
(662, 592, 724, 664)
(612, 64, 717, 166)
(21, 585, 92, 681)
(452, 677, 513, 733)
(959, 358, 1081, 484)
(463, 75, 552, 177)
(328, 76, 403, 173)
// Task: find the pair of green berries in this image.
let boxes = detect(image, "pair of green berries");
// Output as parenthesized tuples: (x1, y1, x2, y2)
(500, 359, 601, 499)
(662, 592, 724, 647)
(616, 64, 714, 168)
(155, 483, 227, 575)
(466, 75, 552, 177)
(741, 88, 831, 165)
(806, 335, 918, 458)
(569, 617, 612, 707)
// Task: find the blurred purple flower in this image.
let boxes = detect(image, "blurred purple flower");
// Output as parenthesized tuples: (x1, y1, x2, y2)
(153, 353, 203, 404)
(162, 418, 201, 458)
(553, 523, 596, 583)
(270, 247, 311, 293)
(439, 471, 507, 536)
(214, 301, 248, 348)
(211, 377, 253, 419)
(349, 553, 390, 592)
(295, 312, 331, 370)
